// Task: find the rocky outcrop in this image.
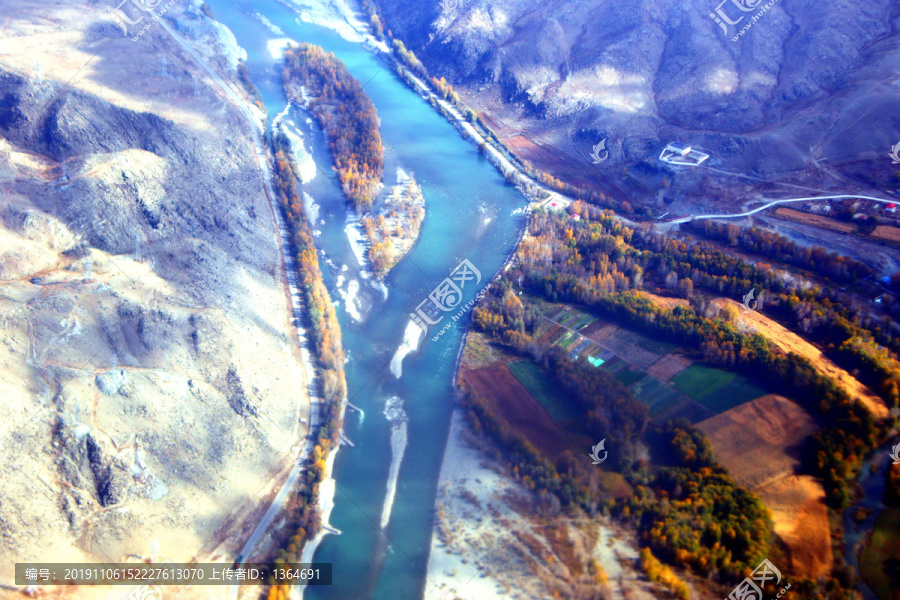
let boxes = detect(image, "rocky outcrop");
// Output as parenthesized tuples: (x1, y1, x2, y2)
(0, 0, 308, 572)
(226, 366, 258, 417)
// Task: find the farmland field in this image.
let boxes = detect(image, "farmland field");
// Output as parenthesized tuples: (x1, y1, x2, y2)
(538, 305, 735, 422)
(614, 367, 646, 387)
(707, 377, 769, 412)
(670, 364, 767, 412)
(698, 395, 831, 579)
(646, 353, 692, 382)
(670, 364, 735, 399)
(647, 386, 699, 419)
(636, 336, 677, 355)
(872, 225, 900, 244)
(773, 207, 855, 233)
(507, 360, 581, 422)
(462, 364, 577, 458)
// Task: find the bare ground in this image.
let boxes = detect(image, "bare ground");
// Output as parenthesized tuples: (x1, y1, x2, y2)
(0, 0, 311, 590)
(714, 297, 889, 419)
(698, 394, 832, 579)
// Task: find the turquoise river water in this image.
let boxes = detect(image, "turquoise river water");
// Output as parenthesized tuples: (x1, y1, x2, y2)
(207, 2, 529, 598)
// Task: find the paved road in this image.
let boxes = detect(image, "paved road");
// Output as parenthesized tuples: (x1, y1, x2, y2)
(667, 194, 896, 224)
(404, 70, 574, 207)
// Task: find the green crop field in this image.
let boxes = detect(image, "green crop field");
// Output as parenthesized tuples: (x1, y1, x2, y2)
(644, 386, 684, 418)
(598, 356, 626, 374)
(507, 360, 581, 422)
(670, 364, 767, 414)
(701, 377, 768, 413)
(615, 367, 646, 387)
(670, 364, 735, 400)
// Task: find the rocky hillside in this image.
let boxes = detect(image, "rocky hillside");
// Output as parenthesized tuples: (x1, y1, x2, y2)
(375, 0, 900, 215)
(0, 0, 310, 582)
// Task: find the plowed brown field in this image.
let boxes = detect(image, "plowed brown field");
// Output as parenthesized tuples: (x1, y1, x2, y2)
(698, 394, 832, 579)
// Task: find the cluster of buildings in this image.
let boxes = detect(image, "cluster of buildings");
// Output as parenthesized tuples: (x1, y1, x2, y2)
(803, 198, 897, 219)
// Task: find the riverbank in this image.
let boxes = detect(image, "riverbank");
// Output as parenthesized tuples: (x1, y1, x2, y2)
(263, 113, 349, 598)
(299, 435, 341, 564)
(426, 406, 653, 600)
(273, 105, 318, 184)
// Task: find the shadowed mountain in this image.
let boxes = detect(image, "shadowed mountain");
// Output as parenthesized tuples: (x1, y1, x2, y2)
(375, 0, 900, 215)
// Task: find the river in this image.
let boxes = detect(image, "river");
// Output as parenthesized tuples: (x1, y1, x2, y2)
(843, 445, 893, 600)
(205, 1, 528, 599)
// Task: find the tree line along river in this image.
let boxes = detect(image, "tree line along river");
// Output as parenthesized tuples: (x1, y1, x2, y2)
(207, 1, 529, 598)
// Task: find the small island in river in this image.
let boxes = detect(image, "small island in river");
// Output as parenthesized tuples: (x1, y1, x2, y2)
(362, 168, 425, 279)
(283, 42, 422, 279)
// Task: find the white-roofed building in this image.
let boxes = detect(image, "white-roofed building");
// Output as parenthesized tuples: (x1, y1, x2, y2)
(659, 142, 710, 166)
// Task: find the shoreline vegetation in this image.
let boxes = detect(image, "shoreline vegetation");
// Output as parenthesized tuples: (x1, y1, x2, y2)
(282, 42, 423, 279)
(215, 46, 347, 600)
(265, 128, 347, 599)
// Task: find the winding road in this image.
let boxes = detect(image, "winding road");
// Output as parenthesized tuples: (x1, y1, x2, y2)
(666, 194, 896, 224)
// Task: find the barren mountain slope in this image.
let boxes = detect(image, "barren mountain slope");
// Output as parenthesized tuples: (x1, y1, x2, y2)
(0, 0, 310, 580)
(376, 0, 900, 215)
